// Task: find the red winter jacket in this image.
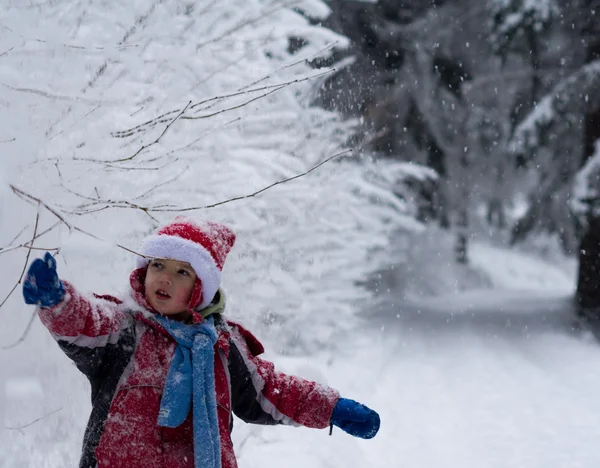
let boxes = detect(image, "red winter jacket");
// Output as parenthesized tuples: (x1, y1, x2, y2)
(37, 270, 339, 468)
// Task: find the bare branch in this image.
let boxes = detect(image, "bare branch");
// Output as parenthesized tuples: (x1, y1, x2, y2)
(73, 101, 191, 165)
(110, 101, 192, 163)
(0, 283, 20, 313)
(0, 46, 14, 57)
(195, 0, 302, 50)
(0, 22, 13, 33)
(34, 146, 352, 217)
(172, 149, 354, 211)
(10, 185, 71, 229)
(2, 144, 350, 304)
(133, 165, 190, 200)
(0, 138, 15, 143)
(1, 309, 37, 350)
(112, 70, 333, 138)
(0, 206, 41, 312)
(0, 21, 137, 52)
(71, 226, 149, 258)
(189, 70, 332, 114)
(155, 117, 241, 161)
(7, 225, 29, 246)
(185, 85, 286, 120)
(102, 160, 173, 171)
(4, 408, 62, 434)
(47, 105, 101, 141)
(112, 109, 181, 139)
(237, 41, 339, 92)
(0, 83, 113, 105)
(0, 221, 62, 257)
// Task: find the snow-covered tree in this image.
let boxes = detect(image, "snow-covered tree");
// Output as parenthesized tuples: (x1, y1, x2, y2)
(489, 0, 559, 59)
(506, 59, 600, 245)
(500, 0, 600, 308)
(0, 0, 427, 362)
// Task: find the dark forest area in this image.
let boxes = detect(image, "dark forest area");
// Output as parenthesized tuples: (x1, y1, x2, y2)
(299, 0, 600, 313)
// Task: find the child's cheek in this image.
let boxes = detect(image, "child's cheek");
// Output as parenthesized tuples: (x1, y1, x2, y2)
(176, 286, 191, 308)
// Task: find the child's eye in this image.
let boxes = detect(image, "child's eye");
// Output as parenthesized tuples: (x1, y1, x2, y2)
(179, 269, 190, 276)
(151, 261, 163, 269)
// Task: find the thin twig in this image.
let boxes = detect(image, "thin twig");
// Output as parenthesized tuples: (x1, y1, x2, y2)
(7, 225, 29, 246)
(35, 146, 353, 217)
(189, 70, 332, 114)
(0, 206, 41, 311)
(0, 221, 62, 256)
(195, 0, 301, 50)
(0, 245, 60, 256)
(0, 283, 20, 312)
(103, 101, 192, 164)
(102, 161, 172, 171)
(113, 70, 333, 138)
(71, 226, 147, 258)
(10, 185, 71, 228)
(0, 23, 136, 51)
(0, 188, 160, 297)
(0, 137, 15, 143)
(156, 117, 241, 161)
(0, 82, 112, 105)
(0, 46, 14, 57)
(47, 105, 100, 141)
(133, 165, 190, 200)
(185, 85, 286, 120)
(2, 145, 351, 298)
(238, 41, 339, 92)
(2, 309, 37, 350)
(16, 206, 39, 280)
(4, 408, 62, 434)
(59, 184, 100, 203)
(163, 149, 354, 212)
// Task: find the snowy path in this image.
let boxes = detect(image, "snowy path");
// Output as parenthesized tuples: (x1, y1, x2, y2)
(4, 242, 599, 467)
(238, 245, 600, 468)
(361, 292, 600, 468)
(237, 291, 600, 468)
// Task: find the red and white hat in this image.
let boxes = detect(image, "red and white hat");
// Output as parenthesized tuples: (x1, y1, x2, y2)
(136, 217, 236, 310)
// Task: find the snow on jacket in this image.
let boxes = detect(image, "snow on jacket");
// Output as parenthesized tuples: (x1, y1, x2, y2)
(37, 269, 340, 468)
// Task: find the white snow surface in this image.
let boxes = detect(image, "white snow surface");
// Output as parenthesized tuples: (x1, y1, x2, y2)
(1, 2, 599, 467)
(233, 242, 595, 468)
(3, 234, 598, 467)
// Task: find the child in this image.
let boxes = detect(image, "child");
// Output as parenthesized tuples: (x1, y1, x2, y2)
(22, 217, 380, 468)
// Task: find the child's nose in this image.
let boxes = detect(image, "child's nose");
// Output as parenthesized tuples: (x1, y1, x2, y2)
(158, 272, 173, 284)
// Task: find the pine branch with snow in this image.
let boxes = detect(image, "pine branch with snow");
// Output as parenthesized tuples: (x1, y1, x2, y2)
(510, 60, 600, 157)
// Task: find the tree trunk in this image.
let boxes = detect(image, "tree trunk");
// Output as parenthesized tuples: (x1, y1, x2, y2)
(576, 217, 600, 319)
(455, 146, 470, 264)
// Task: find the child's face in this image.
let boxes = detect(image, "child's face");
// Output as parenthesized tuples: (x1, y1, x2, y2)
(144, 258, 197, 319)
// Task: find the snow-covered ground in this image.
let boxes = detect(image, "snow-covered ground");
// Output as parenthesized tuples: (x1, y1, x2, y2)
(2, 224, 597, 468)
(2, 2, 598, 467)
(234, 242, 600, 468)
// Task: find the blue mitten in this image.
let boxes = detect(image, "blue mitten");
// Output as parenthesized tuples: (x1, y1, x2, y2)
(23, 252, 65, 308)
(330, 397, 380, 439)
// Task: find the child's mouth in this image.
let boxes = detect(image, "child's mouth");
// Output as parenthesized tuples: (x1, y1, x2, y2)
(155, 290, 171, 300)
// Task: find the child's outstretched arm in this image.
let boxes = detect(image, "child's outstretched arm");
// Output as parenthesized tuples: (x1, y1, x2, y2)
(23, 253, 128, 377)
(227, 322, 379, 439)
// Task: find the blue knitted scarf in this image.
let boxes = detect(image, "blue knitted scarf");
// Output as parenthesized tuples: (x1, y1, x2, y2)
(153, 314, 221, 468)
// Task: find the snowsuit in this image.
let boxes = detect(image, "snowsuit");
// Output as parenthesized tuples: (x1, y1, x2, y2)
(37, 268, 340, 468)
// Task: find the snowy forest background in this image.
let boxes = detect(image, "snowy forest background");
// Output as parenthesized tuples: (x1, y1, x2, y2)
(1, 0, 600, 467)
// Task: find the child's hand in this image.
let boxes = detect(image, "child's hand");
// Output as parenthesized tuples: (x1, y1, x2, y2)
(330, 397, 380, 439)
(22, 252, 65, 308)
